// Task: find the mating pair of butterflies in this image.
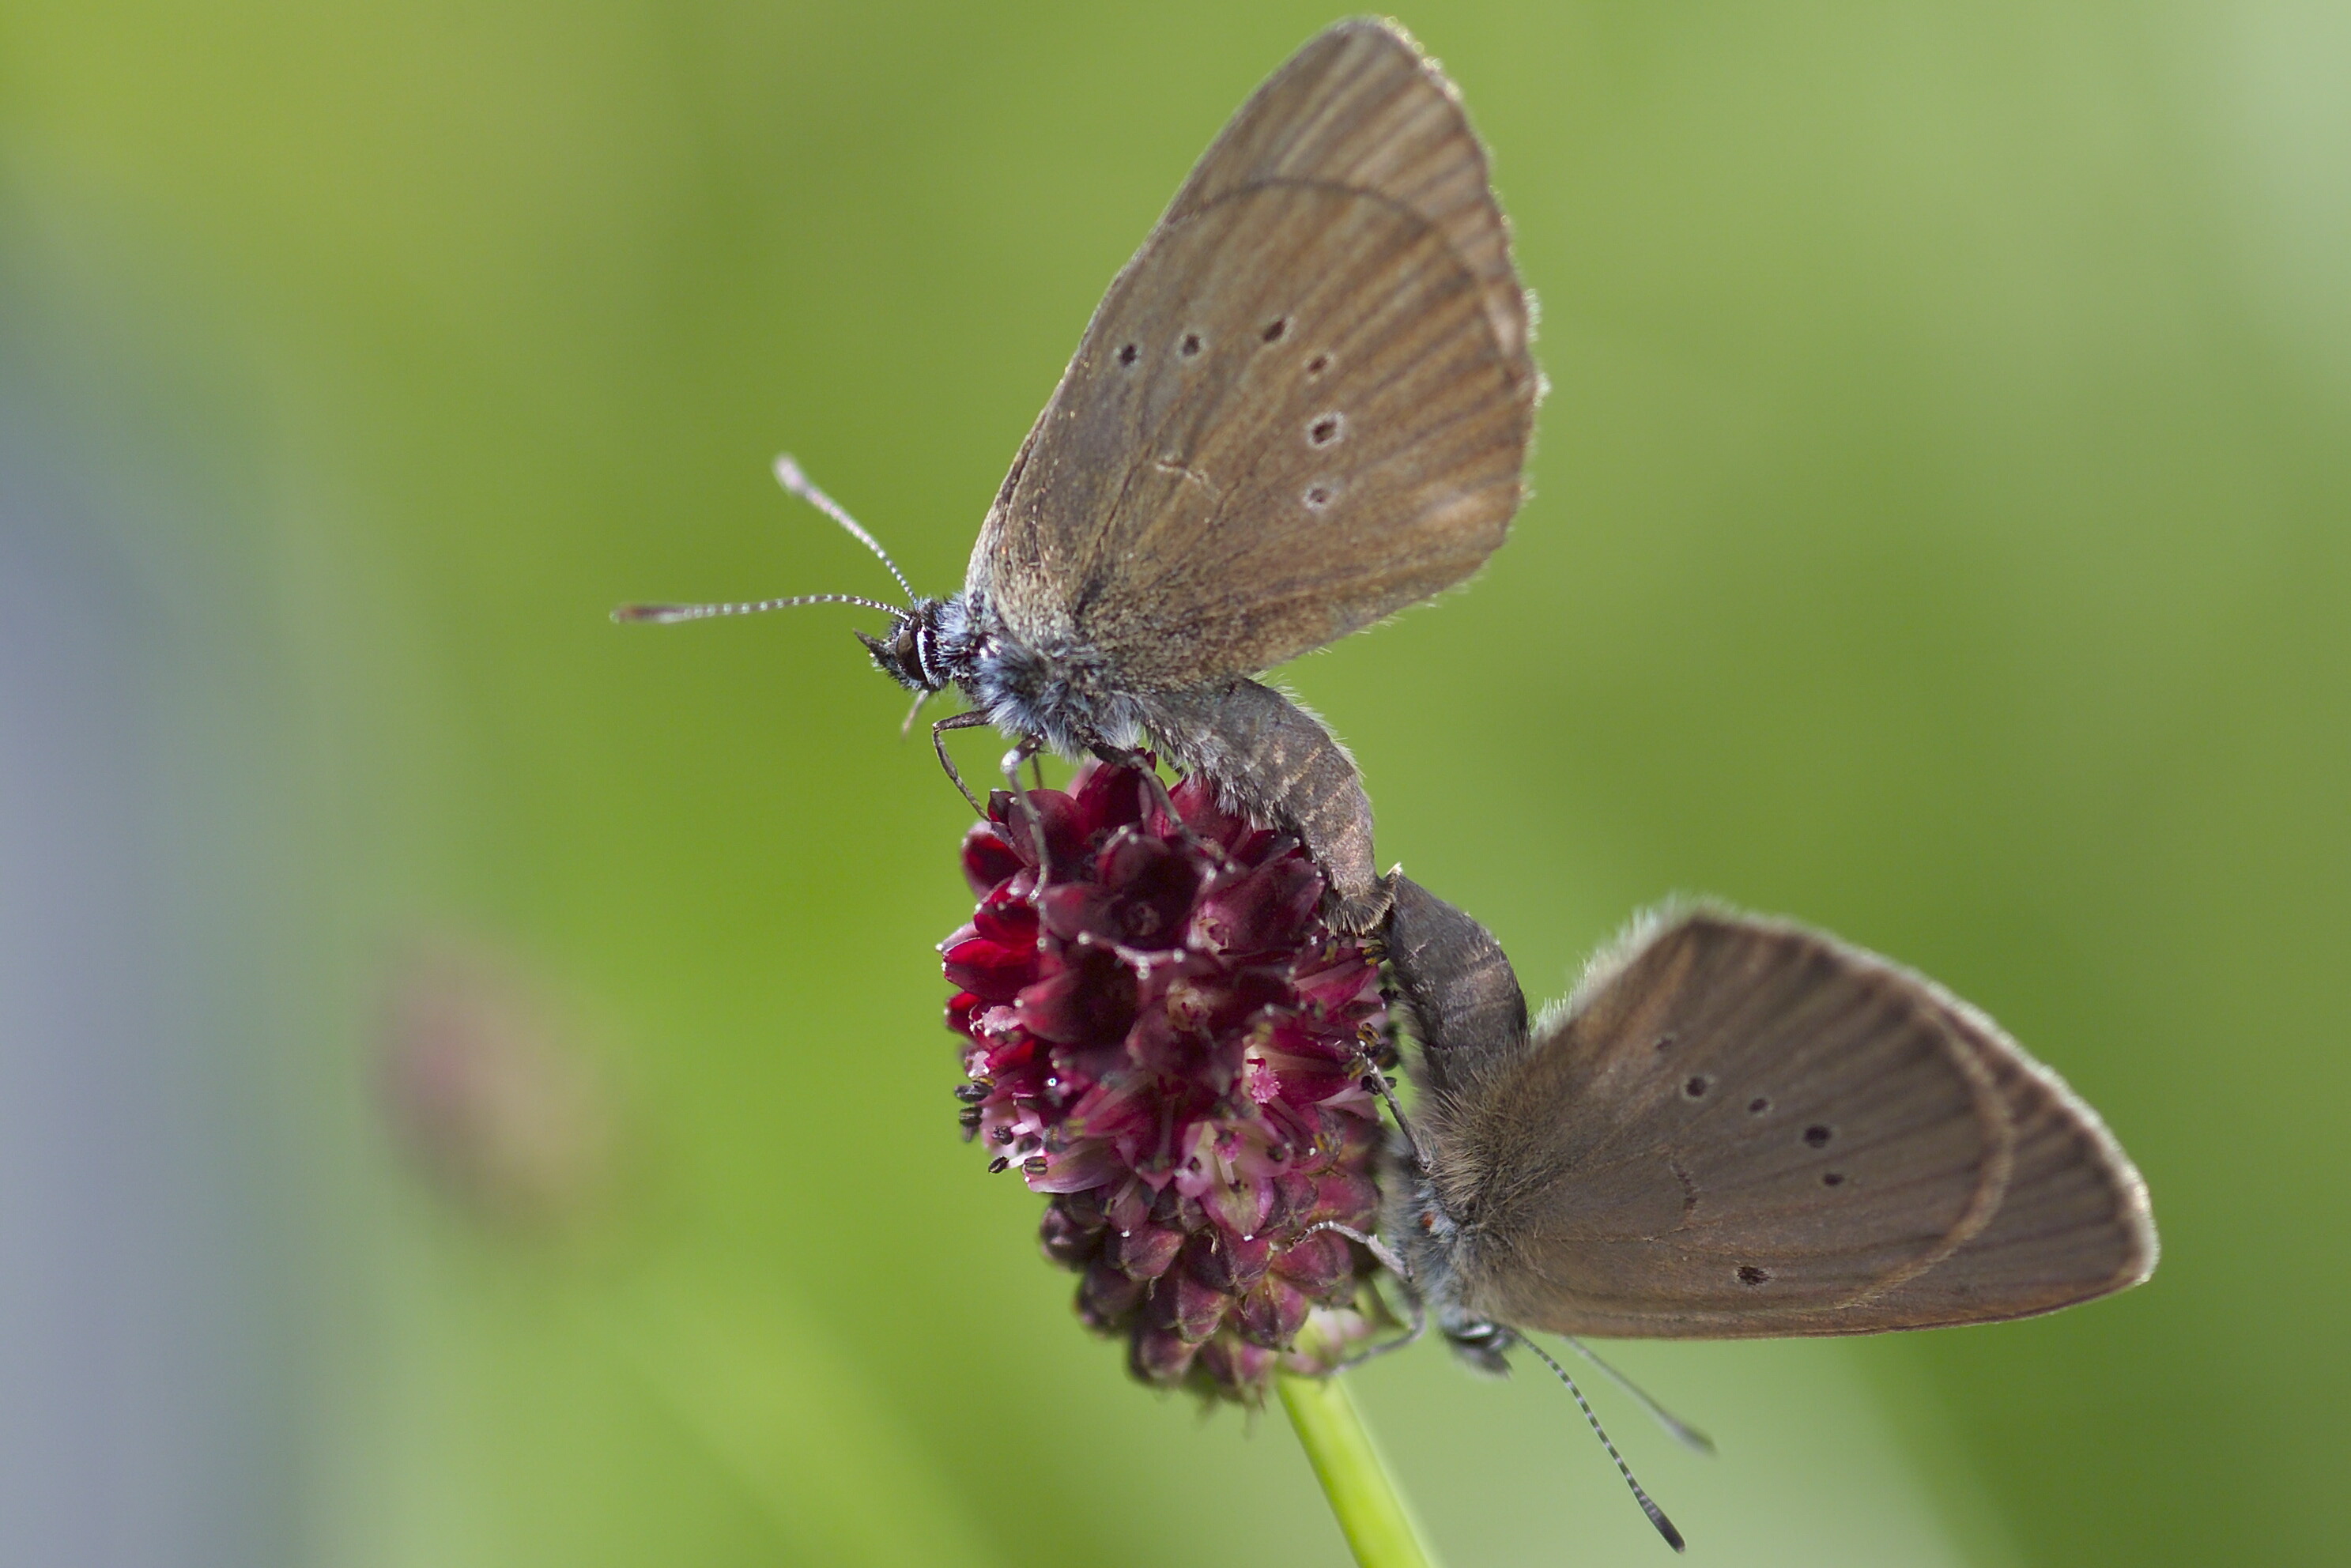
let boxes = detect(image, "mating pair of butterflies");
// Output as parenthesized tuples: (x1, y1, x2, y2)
(622, 16, 2156, 1549)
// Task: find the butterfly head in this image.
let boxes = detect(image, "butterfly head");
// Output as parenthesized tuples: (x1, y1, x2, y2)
(858, 597, 958, 695)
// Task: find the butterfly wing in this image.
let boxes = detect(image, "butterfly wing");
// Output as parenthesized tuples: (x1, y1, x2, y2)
(1425, 909, 2153, 1338)
(970, 19, 1538, 688)
(1847, 990, 2157, 1327)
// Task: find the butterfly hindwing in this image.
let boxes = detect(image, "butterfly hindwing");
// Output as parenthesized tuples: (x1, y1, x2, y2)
(1411, 908, 2153, 1338)
(1847, 990, 2157, 1327)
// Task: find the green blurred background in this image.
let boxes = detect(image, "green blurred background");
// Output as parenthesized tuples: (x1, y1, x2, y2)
(3, 2, 2344, 1564)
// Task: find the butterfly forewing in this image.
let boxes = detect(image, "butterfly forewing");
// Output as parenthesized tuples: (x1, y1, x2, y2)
(971, 19, 1536, 687)
(1160, 18, 1532, 370)
(1070, 187, 1523, 684)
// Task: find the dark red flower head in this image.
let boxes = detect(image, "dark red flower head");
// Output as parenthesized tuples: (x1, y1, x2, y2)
(942, 759, 1390, 1400)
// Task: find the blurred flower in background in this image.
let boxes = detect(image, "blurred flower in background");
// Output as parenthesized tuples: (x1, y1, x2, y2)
(377, 937, 623, 1235)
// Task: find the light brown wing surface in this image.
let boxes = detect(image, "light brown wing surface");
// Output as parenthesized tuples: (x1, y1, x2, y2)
(969, 19, 1538, 688)
(1854, 993, 2157, 1326)
(1436, 913, 2013, 1337)
(1160, 17, 1531, 371)
(1432, 911, 2153, 1338)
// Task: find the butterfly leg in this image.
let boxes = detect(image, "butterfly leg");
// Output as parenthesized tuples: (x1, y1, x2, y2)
(929, 710, 992, 816)
(1298, 1219, 1428, 1369)
(1357, 1061, 1429, 1174)
(1297, 1220, 1412, 1284)
(998, 737, 1051, 870)
(899, 688, 932, 741)
(1088, 743, 1184, 834)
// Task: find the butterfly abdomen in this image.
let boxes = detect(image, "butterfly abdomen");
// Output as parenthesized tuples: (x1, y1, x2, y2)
(1138, 679, 1387, 929)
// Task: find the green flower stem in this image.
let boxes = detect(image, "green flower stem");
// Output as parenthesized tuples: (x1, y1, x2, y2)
(1278, 1370, 1441, 1568)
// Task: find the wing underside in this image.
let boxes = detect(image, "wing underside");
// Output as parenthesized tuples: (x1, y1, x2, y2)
(970, 20, 1538, 687)
(1433, 913, 2154, 1338)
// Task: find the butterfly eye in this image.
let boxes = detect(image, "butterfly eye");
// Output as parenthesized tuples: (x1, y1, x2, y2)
(1116, 341, 1139, 367)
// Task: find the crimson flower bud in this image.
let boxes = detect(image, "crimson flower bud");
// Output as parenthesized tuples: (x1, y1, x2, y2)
(942, 760, 1390, 1400)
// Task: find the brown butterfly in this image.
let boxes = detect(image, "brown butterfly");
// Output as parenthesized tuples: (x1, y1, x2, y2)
(1355, 876, 2157, 1548)
(619, 20, 1539, 932)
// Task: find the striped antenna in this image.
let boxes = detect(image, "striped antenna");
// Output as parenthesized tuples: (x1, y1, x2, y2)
(611, 593, 901, 624)
(1515, 1332, 1688, 1554)
(774, 454, 917, 602)
(1564, 1338, 1715, 1455)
